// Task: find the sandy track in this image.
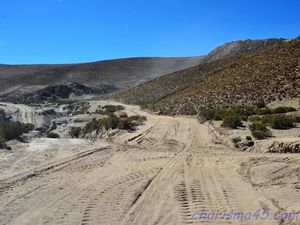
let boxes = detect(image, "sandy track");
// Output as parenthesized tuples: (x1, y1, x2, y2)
(0, 104, 299, 225)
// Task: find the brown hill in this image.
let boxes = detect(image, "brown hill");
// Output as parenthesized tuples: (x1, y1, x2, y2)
(0, 38, 283, 97)
(113, 38, 300, 115)
(0, 57, 204, 93)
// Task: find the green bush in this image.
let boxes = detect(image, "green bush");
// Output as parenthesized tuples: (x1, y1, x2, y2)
(198, 108, 226, 121)
(83, 114, 137, 134)
(249, 122, 272, 140)
(74, 102, 90, 115)
(246, 136, 252, 141)
(198, 109, 216, 121)
(268, 115, 295, 129)
(102, 115, 122, 130)
(69, 127, 82, 138)
(248, 115, 262, 123)
(256, 108, 272, 115)
(83, 118, 102, 134)
(256, 106, 297, 115)
(232, 137, 242, 146)
(0, 121, 34, 143)
(102, 105, 125, 113)
(47, 132, 60, 138)
(199, 106, 256, 122)
(221, 114, 243, 129)
(94, 105, 125, 115)
(256, 100, 266, 109)
(272, 107, 297, 114)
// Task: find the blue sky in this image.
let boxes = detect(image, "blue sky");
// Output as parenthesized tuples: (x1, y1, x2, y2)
(0, 0, 299, 64)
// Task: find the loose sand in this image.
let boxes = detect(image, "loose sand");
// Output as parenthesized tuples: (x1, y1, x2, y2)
(0, 102, 299, 225)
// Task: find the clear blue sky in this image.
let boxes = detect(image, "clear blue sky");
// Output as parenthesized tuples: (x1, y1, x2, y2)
(0, 0, 299, 64)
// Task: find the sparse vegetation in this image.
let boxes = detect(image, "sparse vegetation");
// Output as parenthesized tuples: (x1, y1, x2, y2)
(102, 105, 125, 113)
(128, 115, 147, 123)
(256, 106, 296, 115)
(74, 102, 90, 115)
(268, 115, 295, 129)
(246, 136, 252, 141)
(256, 100, 266, 109)
(249, 122, 272, 140)
(248, 115, 262, 123)
(0, 121, 34, 146)
(221, 114, 243, 129)
(199, 106, 255, 122)
(69, 127, 82, 138)
(232, 137, 242, 147)
(198, 108, 223, 121)
(47, 132, 60, 138)
(83, 114, 140, 135)
(232, 136, 254, 148)
(114, 38, 300, 115)
(49, 99, 80, 105)
(94, 105, 125, 115)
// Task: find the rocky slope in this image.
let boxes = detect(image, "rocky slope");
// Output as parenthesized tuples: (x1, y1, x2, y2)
(0, 82, 111, 103)
(113, 38, 300, 115)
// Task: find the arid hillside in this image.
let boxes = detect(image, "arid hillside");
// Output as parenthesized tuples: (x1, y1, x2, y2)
(113, 38, 300, 115)
(0, 38, 283, 97)
(0, 57, 204, 92)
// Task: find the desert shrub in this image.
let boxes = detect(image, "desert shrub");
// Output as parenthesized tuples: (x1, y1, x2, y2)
(69, 127, 82, 138)
(118, 120, 135, 131)
(256, 108, 272, 115)
(292, 116, 300, 123)
(230, 106, 255, 119)
(94, 105, 125, 115)
(49, 99, 80, 105)
(83, 118, 102, 134)
(83, 114, 136, 134)
(199, 106, 255, 122)
(198, 109, 215, 121)
(249, 122, 272, 140)
(246, 136, 252, 141)
(94, 109, 107, 115)
(198, 108, 225, 121)
(261, 115, 271, 124)
(255, 106, 297, 115)
(232, 137, 242, 146)
(256, 100, 266, 109)
(128, 115, 147, 123)
(248, 115, 262, 123)
(245, 140, 254, 147)
(272, 107, 297, 114)
(0, 121, 34, 142)
(221, 114, 243, 129)
(74, 102, 90, 115)
(268, 115, 295, 129)
(47, 132, 60, 138)
(102, 105, 125, 113)
(101, 115, 122, 130)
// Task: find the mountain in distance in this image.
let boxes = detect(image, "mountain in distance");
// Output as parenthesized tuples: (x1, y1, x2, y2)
(0, 38, 286, 104)
(0, 57, 204, 93)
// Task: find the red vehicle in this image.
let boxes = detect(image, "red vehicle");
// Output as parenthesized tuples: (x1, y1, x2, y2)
(118, 112, 128, 121)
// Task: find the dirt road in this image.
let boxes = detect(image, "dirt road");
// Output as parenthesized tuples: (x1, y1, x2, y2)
(0, 104, 299, 225)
